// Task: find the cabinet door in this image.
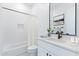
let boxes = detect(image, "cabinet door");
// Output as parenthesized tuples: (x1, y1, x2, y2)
(38, 40, 56, 56)
(38, 46, 47, 56)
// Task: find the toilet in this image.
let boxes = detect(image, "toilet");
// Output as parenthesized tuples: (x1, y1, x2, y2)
(27, 45, 37, 56)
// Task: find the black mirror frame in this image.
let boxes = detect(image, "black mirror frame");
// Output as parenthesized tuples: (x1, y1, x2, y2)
(49, 3, 77, 36)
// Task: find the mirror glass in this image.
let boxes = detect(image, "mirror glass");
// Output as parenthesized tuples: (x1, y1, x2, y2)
(50, 3, 76, 36)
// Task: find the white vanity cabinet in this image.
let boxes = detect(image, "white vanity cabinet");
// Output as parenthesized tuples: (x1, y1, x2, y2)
(38, 39, 79, 56)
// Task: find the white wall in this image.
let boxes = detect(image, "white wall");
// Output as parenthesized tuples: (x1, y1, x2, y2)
(27, 16, 37, 47)
(77, 3, 79, 36)
(50, 3, 75, 35)
(0, 5, 4, 55)
(32, 3, 49, 37)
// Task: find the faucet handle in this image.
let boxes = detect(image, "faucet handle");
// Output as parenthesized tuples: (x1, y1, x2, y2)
(61, 31, 63, 34)
(56, 31, 59, 34)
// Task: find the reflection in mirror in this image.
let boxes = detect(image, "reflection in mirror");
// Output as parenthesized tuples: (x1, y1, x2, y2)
(50, 3, 76, 36)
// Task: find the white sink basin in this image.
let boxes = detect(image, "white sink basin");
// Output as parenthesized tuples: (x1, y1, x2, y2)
(49, 37, 66, 43)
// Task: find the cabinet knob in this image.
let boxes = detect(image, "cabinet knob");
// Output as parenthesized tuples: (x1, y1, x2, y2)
(49, 55, 52, 56)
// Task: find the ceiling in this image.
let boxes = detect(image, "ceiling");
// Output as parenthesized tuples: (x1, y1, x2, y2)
(51, 3, 63, 8)
(23, 3, 35, 8)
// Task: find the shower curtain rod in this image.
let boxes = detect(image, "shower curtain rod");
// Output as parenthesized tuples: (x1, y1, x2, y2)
(2, 7, 35, 17)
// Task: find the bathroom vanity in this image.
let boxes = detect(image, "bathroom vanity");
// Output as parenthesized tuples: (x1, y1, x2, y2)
(38, 3, 79, 56)
(38, 36, 79, 56)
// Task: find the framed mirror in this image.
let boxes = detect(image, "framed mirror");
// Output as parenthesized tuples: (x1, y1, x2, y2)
(49, 3, 77, 36)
